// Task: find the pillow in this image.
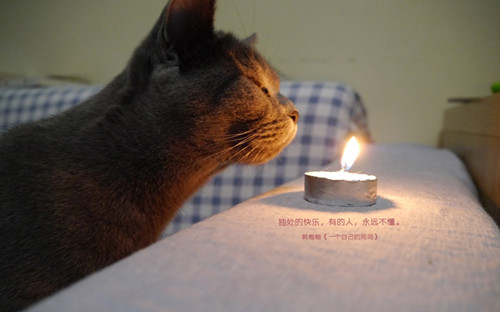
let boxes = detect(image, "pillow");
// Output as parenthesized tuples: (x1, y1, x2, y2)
(0, 85, 101, 133)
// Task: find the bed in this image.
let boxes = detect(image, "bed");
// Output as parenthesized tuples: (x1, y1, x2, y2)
(2, 84, 499, 311)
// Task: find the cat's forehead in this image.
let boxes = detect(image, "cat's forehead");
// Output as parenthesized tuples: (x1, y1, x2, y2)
(229, 43, 280, 89)
(259, 63, 280, 91)
(258, 58, 279, 83)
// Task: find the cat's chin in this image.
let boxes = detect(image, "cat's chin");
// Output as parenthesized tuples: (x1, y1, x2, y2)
(238, 123, 297, 165)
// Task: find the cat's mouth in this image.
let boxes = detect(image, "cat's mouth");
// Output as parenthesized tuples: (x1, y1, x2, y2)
(231, 117, 298, 165)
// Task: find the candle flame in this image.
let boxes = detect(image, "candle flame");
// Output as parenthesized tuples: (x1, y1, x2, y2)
(341, 136, 360, 171)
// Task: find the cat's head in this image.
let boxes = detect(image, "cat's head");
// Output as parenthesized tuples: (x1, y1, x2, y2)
(126, 0, 298, 165)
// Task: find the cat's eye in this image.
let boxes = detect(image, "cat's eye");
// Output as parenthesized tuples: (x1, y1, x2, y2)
(261, 87, 270, 96)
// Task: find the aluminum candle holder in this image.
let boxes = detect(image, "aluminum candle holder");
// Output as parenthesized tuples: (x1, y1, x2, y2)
(304, 171, 377, 207)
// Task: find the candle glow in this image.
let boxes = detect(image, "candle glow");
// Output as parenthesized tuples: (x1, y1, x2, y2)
(341, 136, 360, 171)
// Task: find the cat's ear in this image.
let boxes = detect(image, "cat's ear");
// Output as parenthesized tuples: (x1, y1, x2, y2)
(164, 0, 216, 67)
(243, 33, 258, 48)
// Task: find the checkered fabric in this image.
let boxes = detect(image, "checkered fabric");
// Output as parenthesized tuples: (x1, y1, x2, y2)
(0, 81, 371, 236)
(0, 85, 101, 132)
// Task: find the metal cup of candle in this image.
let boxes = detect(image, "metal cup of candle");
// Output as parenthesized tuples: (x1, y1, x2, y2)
(304, 171, 377, 207)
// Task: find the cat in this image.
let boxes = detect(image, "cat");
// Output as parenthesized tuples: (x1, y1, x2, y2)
(0, 0, 298, 310)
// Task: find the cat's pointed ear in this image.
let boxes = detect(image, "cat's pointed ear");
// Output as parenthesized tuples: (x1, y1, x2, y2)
(243, 33, 258, 48)
(164, 0, 216, 67)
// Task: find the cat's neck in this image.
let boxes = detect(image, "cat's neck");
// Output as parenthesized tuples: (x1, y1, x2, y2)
(143, 150, 227, 239)
(86, 82, 227, 238)
(157, 147, 226, 215)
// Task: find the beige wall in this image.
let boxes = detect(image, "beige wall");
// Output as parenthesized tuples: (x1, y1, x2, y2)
(1, 0, 499, 146)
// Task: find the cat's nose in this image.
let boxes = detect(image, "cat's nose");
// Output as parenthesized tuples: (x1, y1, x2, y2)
(289, 109, 299, 124)
(278, 93, 299, 124)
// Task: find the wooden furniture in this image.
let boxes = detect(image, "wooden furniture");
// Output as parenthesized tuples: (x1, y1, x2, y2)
(440, 93, 500, 225)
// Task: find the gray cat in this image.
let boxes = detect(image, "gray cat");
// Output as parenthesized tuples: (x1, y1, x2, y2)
(0, 0, 298, 310)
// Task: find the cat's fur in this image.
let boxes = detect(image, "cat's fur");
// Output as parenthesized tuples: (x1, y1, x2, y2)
(0, 0, 298, 310)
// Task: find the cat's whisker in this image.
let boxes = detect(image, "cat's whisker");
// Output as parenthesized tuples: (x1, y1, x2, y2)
(222, 135, 261, 160)
(230, 0, 247, 37)
(200, 143, 246, 166)
(229, 145, 253, 162)
(268, 2, 312, 65)
(206, 127, 260, 140)
(252, 0, 256, 34)
(197, 131, 260, 164)
(217, 130, 266, 161)
(211, 130, 258, 141)
(242, 143, 263, 163)
(208, 122, 290, 164)
(228, 142, 257, 163)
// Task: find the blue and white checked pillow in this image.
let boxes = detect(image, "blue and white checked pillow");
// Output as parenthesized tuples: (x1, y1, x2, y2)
(0, 81, 370, 236)
(0, 85, 101, 132)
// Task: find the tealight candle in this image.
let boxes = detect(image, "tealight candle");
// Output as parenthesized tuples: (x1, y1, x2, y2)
(304, 137, 377, 207)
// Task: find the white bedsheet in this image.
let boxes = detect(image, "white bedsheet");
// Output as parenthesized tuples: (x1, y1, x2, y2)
(28, 144, 500, 312)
